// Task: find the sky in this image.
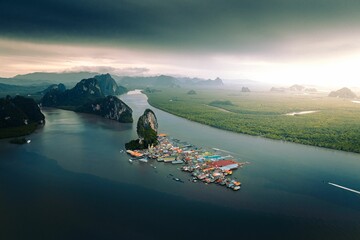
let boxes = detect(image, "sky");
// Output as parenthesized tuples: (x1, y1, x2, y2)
(1, 0, 360, 87)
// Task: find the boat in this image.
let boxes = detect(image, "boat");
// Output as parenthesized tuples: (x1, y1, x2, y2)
(172, 160, 183, 164)
(138, 158, 148, 163)
(128, 159, 133, 163)
(26, 139, 31, 144)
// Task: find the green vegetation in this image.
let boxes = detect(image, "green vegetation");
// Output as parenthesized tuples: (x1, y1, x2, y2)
(0, 123, 38, 139)
(146, 89, 360, 153)
(209, 100, 234, 106)
(0, 96, 45, 139)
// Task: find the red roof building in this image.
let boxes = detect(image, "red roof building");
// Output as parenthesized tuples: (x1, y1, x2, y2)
(209, 160, 237, 168)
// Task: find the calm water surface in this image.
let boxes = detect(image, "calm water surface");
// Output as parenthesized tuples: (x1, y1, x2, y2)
(1, 90, 359, 239)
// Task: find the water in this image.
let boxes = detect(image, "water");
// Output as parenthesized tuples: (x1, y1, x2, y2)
(1, 90, 360, 239)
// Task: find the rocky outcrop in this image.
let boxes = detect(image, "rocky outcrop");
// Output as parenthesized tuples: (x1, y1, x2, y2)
(289, 84, 305, 91)
(94, 73, 127, 96)
(39, 83, 66, 95)
(271, 85, 317, 93)
(41, 77, 103, 107)
(137, 109, 158, 139)
(241, 87, 251, 92)
(0, 96, 45, 138)
(329, 87, 357, 99)
(77, 96, 133, 123)
(119, 75, 223, 89)
(41, 74, 133, 122)
(125, 109, 158, 150)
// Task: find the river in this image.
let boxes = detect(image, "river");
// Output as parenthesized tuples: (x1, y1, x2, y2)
(1, 90, 359, 239)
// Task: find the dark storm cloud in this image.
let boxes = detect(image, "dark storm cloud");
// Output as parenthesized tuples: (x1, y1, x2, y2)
(1, 0, 360, 52)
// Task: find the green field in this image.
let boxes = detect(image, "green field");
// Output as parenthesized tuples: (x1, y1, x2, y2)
(146, 89, 360, 153)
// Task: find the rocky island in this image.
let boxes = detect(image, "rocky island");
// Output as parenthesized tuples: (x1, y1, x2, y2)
(0, 95, 45, 139)
(125, 109, 158, 150)
(41, 74, 133, 123)
(329, 87, 357, 99)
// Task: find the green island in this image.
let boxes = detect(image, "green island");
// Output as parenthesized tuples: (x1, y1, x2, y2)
(146, 89, 360, 153)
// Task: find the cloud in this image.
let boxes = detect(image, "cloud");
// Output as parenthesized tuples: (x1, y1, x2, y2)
(1, 0, 360, 54)
(65, 66, 149, 76)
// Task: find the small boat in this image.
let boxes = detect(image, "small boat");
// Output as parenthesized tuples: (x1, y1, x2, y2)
(173, 177, 184, 183)
(128, 159, 133, 163)
(26, 139, 31, 144)
(233, 186, 241, 191)
(138, 158, 148, 163)
(172, 160, 183, 164)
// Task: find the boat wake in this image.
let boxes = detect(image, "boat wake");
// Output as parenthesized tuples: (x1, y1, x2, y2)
(328, 182, 360, 195)
(212, 148, 235, 155)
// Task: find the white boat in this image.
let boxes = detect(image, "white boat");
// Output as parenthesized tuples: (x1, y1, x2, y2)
(128, 159, 133, 163)
(138, 158, 148, 163)
(172, 160, 183, 164)
(26, 139, 31, 144)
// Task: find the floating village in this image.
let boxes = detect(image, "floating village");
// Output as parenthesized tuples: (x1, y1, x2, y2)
(126, 134, 248, 191)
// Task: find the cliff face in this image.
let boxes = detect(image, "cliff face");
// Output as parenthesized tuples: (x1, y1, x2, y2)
(329, 87, 357, 99)
(126, 109, 158, 150)
(0, 96, 45, 129)
(41, 74, 133, 123)
(77, 96, 133, 123)
(42, 78, 104, 107)
(137, 109, 158, 139)
(94, 73, 127, 96)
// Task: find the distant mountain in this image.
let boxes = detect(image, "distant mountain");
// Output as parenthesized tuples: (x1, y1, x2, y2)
(13, 72, 98, 85)
(271, 84, 317, 93)
(0, 96, 45, 138)
(289, 84, 305, 91)
(0, 83, 50, 97)
(38, 83, 66, 95)
(119, 75, 223, 89)
(241, 87, 251, 92)
(41, 74, 132, 123)
(270, 87, 286, 92)
(119, 75, 180, 89)
(304, 88, 317, 93)
(3, 71, 224, 90)
(0, 77, 53, 87)
(329, 87, 357, 99)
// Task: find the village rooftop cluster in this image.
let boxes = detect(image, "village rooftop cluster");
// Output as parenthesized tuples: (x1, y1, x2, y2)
(126, 134, 247, 191)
